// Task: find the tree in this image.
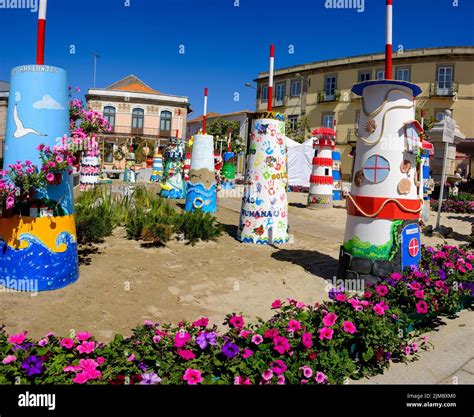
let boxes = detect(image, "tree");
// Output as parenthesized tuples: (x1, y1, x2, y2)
(285, 115, 311, 143)
(207, 118, 244, 153)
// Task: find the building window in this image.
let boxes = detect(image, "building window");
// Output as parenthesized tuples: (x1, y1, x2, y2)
(358, 70, 371, 82)
(262, 85, 268, 101)
(363, 154, 390, 183)
(275, 83, 286, 103)
(288, 115, 298, 130)
(376, 70, 385, 80)
(290, 80, 301, 97)
(396, 68, 410, 82)
(436, 66, 454, 95)
(160, 110, 172, 133)
(324, 75, 337, 96)
(132, 108, 144, 130)
(103, 142, 114, 163)
(435, 109, 449, 121)
(322, 113, 335, 129)
(103, 106, 116, 129)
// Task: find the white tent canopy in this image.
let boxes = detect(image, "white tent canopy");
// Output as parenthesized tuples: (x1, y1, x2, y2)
(286, 137, 314, 187)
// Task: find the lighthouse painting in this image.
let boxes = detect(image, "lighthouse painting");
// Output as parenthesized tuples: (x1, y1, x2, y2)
(308, 128, 335, 209)
(337, 0, 425, 280)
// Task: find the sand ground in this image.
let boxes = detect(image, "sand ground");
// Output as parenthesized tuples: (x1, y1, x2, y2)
(0, 190, 472, 341)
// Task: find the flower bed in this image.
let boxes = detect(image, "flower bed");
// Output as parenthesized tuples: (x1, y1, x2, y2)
(0, 245, 472, 385)
(430, 197, 474, 214)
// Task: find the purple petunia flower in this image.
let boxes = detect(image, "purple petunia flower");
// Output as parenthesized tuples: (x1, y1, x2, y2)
(196, 332, 217, 350)
(21, 355, 44, 377)
(222, 342, 239, 359)
(138, 362, 148, 372)
(139, 372, 162, 385)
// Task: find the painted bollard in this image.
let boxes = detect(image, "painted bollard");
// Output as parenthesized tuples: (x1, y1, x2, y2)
(338, 80, 424, 280)
(221, 151, 236, 190)
(80, 155, 100, 190)
(150, 150, 164, 182)
(185, 134, 217, 213)
(237, 113, 289, 245)
(0, 65, 79, 291)
(123, 151, 136, 183)
(308, 128, 335, 209)
(160, 138, 185, 199)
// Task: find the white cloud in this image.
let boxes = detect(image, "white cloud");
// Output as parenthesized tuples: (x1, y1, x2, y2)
(33, 95, 64, 110)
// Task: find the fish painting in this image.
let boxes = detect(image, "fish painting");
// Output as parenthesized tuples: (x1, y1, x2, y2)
(253, 225, 265, 236)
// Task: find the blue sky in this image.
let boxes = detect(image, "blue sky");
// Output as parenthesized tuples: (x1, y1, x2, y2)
(0, 0, 473, 116)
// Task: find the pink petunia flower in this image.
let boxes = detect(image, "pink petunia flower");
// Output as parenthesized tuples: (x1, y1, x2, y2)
(416, 300, 428, 314)
(252, 334, 264, 345)
(174, 332, 191, 348)
(302, 332, 313, 349)
(60, 338, 75, 349)
(8, 332, 26, 345)
(262, 369, 273, 381)
(234, 376, 252, 385)
(342, 321, 357, 334)
(300, 365, 313, 378)
(192, 317, 209, 328)
(229, 315, 244, 329)
(177, 349, 196, 361)
(315, 371, 327, 384)
(2, 355, 17, 364)
(318, 327, 334, 341)
(373, 301, 389, 316)
(287, 320, 302, 333)
(77, 341, 95, 354)
(271, 299, 282, 309)
(414, 290, 425, 299)
(335, 294, 347, 302)
(376, 285, 389, 297)
(322, 312, 338, 327)
(183, 368, 203, 385)
(273, 336, 291, 354)
(76, 332, 92, 342)
(242, 348, 254, 359)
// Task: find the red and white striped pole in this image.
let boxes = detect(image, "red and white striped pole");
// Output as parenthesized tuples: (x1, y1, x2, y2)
(385, 0, 393, 80)
(36, 0, 47, 65)
(202, 87, 208, 134)
(268, 44, 275, 112)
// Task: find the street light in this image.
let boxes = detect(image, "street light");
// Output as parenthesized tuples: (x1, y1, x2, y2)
(244, 82, 256, 89)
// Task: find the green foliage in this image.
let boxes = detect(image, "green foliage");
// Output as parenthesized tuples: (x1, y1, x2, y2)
(285, 115, 311, 143)
(173, 210, 223, 245)
(123, 186, 223, 246)
(206, 118, 244, 153)
(75, 188, 117, 244)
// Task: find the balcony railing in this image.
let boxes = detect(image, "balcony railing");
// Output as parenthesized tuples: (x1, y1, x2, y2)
(429, 82, 459, 98)
(317, 90, 341, 103)
(260, 97, 287, 108)
(112, 125, 160, 136)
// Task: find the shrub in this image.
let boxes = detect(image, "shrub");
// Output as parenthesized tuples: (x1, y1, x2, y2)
(173, 210, 223, 245)
(0, 245, 471, 385)
(75, 189, 117, 244)
(124, 187, 176, 245)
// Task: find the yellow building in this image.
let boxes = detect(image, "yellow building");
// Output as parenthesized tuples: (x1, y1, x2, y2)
(254, 46, 474, 179)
